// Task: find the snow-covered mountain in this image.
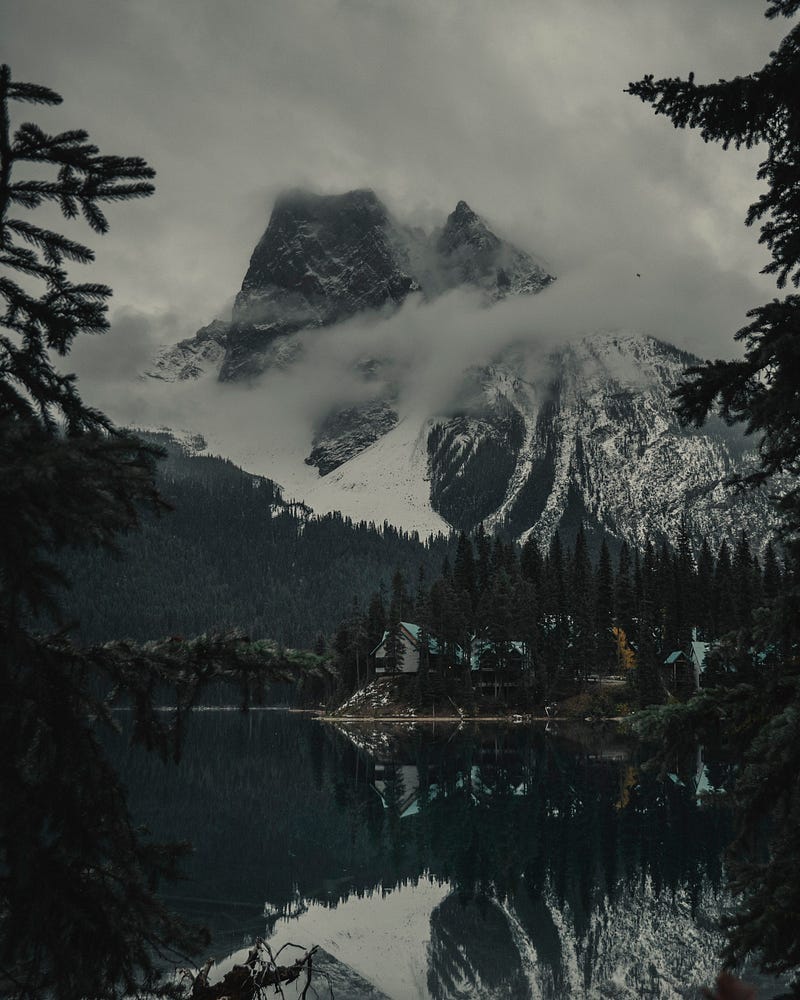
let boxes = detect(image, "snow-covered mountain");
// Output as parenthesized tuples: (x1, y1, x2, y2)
(426, 332, 774, 551)
(154, 189, 553, 384)
(144, 189, 775, 552)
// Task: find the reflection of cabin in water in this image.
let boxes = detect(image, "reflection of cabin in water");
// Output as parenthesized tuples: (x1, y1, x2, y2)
(372, 762, 422, 818)
(668, 745, 722, 807)
(369, 735, 540, 820)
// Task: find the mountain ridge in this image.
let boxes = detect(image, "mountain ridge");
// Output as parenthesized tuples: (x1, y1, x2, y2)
(141, 189, 776, 555)
(149, 189, 554, 383)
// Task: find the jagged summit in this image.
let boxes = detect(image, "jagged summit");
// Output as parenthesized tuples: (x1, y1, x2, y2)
(439, 200, 497, 250)
(437, 199, 553, 299)
(260, 188, 390, 251)
(151, 189, 555, 383)
(272, 186, 382, 210)
(448, 200, 482, 229)
(220, 188, 418, 380)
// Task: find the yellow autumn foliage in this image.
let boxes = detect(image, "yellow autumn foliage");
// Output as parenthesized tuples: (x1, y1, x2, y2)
(612, 626, 636, 672)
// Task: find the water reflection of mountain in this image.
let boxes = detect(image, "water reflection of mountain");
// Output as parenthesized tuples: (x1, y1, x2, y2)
(111, 710, 775, 998)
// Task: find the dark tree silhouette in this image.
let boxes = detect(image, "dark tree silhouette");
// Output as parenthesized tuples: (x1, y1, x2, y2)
(0, 67, 326, 999)
(627, 3, 800, 983)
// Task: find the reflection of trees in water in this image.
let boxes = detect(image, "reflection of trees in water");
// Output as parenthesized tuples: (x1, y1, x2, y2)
(365, 724, 730, 933)
(113, 711, 730, 956)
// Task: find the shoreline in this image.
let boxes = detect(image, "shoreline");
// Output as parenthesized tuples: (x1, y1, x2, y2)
(322, 714, 625, 724)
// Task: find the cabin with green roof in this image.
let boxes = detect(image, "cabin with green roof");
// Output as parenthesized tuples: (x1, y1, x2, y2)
(662, 649, 693, 693)
(371, 621, 444, 675)
(371, 622, 533, 691)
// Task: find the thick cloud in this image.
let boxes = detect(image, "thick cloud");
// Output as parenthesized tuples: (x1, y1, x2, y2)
(6, 0, 789, 415)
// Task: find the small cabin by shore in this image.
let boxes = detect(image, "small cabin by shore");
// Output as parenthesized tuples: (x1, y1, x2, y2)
(662, 650, 692, 692)
(371, 622, 533, 692)
(371, 622, 443, 675)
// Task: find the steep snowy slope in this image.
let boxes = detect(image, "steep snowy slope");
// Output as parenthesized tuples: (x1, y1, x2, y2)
(141, 188, 775, 552)
(426, 332, 774, 550)
(179, 330, 774, 554)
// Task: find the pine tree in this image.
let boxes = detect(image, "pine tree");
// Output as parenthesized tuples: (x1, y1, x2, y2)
(628, 4, 800, 979)
(520, 534, 543, 590)
(732, 532, 756, 629)
(513, 579, 538, 686)
(695, 537, 716, 639)
(762, 541, 783, 601)
(569, 526, 594, 686)
(595, 538, 616, 676)
(0, 68, 323, 998)
(635, 574, 665, 708)
(614, 541, 635, 639)
(453, 531, 477, 612)
(713, 540, 736, 637)
(384, 596, 406, 673)
(474, 522, 492, 595)
(391, 568, 412, 620)
(365, 587, 387, 654)
(629, 6, 800, 540)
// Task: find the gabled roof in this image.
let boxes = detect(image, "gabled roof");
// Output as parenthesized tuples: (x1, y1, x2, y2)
(690, 641, 708, 670)
(664, 650, 688, 664)
(370, 622, 444, 657)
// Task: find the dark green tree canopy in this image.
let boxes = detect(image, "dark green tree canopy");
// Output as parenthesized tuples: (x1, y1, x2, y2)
(0, 64, 166, 624)
(0, 64, 154, 430)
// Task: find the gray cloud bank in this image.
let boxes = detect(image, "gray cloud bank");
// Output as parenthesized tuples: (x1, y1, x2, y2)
(8, 0, 789, 428)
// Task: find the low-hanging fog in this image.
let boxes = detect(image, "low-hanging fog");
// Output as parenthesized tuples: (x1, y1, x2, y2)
(9, 0, 788, 497)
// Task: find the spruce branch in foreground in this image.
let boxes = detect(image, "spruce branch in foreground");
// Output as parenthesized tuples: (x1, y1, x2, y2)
(0, 64, 331, 999)
(627, 1, 800, 984)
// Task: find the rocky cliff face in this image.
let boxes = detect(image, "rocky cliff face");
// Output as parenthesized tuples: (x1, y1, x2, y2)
(425, 332, 774, 551)
(152, 189, 554, 384)
(145, 189, 775, 553)
(435, 200, 553, 300)
(221, 189, 421, 380)
(145, 319, 229, 382)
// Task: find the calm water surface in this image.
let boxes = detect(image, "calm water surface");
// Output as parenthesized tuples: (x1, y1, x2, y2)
(113, 710, 786, 999)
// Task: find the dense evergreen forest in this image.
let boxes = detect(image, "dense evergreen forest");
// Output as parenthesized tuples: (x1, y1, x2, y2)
(54, 435, 458, 647)
(330, 521, 787, 709)
(54, 434, 787, 713)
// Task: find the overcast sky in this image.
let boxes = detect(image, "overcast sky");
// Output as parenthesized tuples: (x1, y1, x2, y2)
(5, 0, 789, 385)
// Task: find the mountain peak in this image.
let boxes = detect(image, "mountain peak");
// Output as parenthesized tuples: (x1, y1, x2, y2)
(441, 200, 491, 241)
(453, 199, 478, 220)
(270, 187, 387, 225)
(151, 189, 554, 383)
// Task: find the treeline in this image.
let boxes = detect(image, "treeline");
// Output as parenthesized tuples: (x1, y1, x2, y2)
(53, 436, 458, 647)
(330, 522, 787, 708)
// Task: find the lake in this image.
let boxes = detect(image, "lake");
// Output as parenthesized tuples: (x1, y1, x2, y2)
(114, 709, 787, 999)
